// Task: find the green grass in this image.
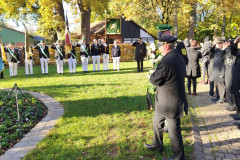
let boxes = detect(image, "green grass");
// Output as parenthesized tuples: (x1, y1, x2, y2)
(1, 61, 193, 160)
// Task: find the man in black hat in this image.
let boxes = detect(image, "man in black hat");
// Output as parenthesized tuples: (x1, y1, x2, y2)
(145, 35, 188, 160)
(210, 37, 228, 104)
(35, 40, 49, 74)
(132, 38, 147, 72)
(157, 25, 187, 64)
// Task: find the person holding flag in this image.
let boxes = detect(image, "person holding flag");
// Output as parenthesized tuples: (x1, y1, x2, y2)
(23, 46, 34, 76)
(4, 42, 20, 77)
(35, 40, 50, 74)
(51, 40, 65, 74)
(80, 38, 90, 73)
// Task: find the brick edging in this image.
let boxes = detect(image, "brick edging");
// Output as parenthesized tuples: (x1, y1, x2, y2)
(0, 90, 64, 160)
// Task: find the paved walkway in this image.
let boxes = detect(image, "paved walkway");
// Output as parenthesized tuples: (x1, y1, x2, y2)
(0, 90, 64, 160)
(190, 83, 240, 160)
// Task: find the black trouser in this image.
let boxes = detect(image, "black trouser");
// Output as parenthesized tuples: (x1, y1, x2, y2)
(201, 58, 209, 81)
(215, 81, 225, 101)
(235, 93, 240, 116)
(137, 60, 143, 72)
(153, 116, 185, 160)
(225, 78, 236, 107)
(187, 77, 197, 94)
(0, 71, 3, 79)
(209, 81, 214, 96)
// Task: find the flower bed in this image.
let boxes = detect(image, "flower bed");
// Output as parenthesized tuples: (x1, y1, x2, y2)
(0, 90, 48, 156)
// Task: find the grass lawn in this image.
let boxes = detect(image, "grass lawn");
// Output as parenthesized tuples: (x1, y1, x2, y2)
(0, 61, 193, 160)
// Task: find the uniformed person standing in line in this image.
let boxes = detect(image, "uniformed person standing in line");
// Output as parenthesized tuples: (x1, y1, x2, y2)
(101, 39, 109, 71)
(225, 38, 237, 111)
(145, 35, 188, 160)
(34, 40, 50, 74)
(209, 37, 228, 104)
(228, 36, 240, 122)
(80, 39, 90, 73)
(23, 46, 34, 76)
(51, 40, 65, 74)
(91, 39, 101, 71)
(4, 42, 20, 77)
(132, 38, 147, 72)
(0, 48, 4, 79)
(111, 40, 121, 71)
(67, 43, 80, 74)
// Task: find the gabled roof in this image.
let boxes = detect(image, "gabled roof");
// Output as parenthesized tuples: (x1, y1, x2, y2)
(73, 18, 157, 40)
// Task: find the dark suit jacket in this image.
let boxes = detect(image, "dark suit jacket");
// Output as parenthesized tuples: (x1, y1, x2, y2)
(67, 45, 81, 59)
(4, 48, 20, 63)
(230, 42, 240, 94)
(111, 45, 121, 57)
(80, 44, 90, 57)
(101, 44, 109, 54)
(132, 41, 146, 61)
(51, 45, 65, 60)
(150, 49, 188, 118)
(186, 47, 202, 78)
(91, 44, 101, 56)
(35, 45, 49, 59)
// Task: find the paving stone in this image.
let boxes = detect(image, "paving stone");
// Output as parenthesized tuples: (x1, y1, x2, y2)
(225, 153, 236, 159)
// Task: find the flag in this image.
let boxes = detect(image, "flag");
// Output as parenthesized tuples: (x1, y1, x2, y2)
(0, 33, 7, 62)
(0, 57, 4, 73)
(65, 14, 72, 54)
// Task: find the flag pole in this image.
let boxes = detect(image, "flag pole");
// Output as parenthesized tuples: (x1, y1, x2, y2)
(105, 10, 107, 43)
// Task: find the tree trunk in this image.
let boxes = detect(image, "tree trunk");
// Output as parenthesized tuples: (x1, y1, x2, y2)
(56, 1, 65, 42)
(173, 2, 178, 37)
(221, 15, 226, 38)
(228, 12, 232, 38)
(77, 0, 91, 44)
(188, 1, 197, 40)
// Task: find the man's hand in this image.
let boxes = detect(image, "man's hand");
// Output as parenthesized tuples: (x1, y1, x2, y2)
(234, 35, 240, 44)
(223, 41, 230, 50)
(220, 75, 224, 78)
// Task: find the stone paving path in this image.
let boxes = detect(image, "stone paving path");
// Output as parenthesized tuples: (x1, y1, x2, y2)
(190, 83, 240, 160)
(0, 90, 64, 160)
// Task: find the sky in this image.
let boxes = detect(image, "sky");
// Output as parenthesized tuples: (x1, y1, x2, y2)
(6, 1, 79, 35)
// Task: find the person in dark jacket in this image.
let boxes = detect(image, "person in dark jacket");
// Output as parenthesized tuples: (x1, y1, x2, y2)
(80, 39, 90, 73)
(51, 40, 65, 74)
(111, 40, 121, 71)
(4, 42, 20, 77)
(186, 40, 202, 95)
(34, 40, 50, 74)
(91, 39, 101, 71)
(132, 38, 146, 72)
(210, 37, 228, 104)
(200, 36, 212, 84)
(145, 35, 188, 160)
(228, 36, 240, 121)
(101, 39, 109, 71)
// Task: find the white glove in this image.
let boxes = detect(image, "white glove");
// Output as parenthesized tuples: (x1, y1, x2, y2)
(17, 61, 20, 64)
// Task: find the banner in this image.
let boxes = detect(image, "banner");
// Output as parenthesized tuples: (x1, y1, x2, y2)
(0, 30, 7, 62)
(106, 18, 121, 34)
(65, 14, 72, 54)
(0, 57, 4, 73)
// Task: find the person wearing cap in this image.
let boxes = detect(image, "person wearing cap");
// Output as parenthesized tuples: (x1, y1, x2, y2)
(200, 36, 212, 84)
(91, 39, 101, 71)
(23, 46, 34, 76)
(186, 40, 202, 95)
(4, 42, 20, 77)
(132, 37, 147, 72)
(101, 39, 109, 71)
(51, 40, 65, 74)
(209, 37, 228, 104)
(34, 40, 50, 74)
(111, 40, 121, 71)
(228, 35, 240, 122)
(67, 42, 80, 74)
(80, 39, 90, 73)
(157, 25, 187, 64)
(145, 35, 188, 160)
(224, 38, 237, 111)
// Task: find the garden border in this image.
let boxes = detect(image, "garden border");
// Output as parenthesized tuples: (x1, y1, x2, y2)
(0, 89, 64, 160)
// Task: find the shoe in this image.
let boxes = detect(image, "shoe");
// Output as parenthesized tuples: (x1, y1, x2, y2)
(200, 80, 205, 84)
(144, 144, 163, 153)
(209, 92, 214, 97)
(216, 99, 225, 104)
(211, 98, 219, 102)
(227, 106, 236, 111)
(193, 93, 197, 96)
(187, 92, 191, 95)
(234, 116, 240, 120)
